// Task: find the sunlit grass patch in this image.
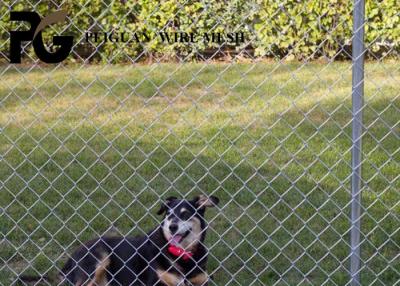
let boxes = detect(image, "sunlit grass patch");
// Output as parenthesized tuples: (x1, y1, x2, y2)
(0, 61, 399, 285)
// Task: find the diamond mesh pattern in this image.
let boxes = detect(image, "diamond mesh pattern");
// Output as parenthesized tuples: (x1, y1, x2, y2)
(0, 1, 399, 286)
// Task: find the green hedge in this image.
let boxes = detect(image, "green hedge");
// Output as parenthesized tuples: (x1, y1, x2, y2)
(1, 0, 399, 62)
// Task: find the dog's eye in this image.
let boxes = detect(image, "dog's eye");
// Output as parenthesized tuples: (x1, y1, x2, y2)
(180, 211, 191, 220)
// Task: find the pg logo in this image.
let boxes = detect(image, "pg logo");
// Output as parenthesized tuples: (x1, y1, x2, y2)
(9, 11, 73, 63)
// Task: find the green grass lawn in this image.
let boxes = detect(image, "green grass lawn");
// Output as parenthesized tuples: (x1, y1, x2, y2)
(0, 61, 399, 285)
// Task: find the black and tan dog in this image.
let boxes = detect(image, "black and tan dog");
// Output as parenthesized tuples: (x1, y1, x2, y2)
(18, 195, 219, 286)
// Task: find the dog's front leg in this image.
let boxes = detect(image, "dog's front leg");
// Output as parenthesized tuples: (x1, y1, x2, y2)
(187, 272, 209, 286)
(155, 268, 185, 286)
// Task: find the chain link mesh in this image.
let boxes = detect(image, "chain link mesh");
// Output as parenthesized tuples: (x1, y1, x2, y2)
(0, 1, 399, 285)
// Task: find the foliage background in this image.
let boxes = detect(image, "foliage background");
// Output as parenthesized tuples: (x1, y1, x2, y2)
(1, 0, 399, 62)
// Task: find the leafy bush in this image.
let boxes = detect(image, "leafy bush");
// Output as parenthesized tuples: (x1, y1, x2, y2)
(1, 0, 399, 62)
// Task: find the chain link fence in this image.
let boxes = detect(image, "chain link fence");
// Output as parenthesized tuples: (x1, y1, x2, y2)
(0, 0, 399, 285)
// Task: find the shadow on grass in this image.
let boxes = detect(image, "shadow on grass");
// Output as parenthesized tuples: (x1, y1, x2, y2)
(0, 148, 352, 286)
(1, 100, 398, 285)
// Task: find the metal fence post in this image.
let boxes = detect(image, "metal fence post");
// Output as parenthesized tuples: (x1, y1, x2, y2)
(350, 0, 365, 285)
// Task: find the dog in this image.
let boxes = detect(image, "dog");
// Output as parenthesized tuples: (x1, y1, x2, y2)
(18, 194, 219, 286)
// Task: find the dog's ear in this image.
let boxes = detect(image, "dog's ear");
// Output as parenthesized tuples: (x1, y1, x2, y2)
(193, 195, 219, 209)
(156, 196, 177, 215)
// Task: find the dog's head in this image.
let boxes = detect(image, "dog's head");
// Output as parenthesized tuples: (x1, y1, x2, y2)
(157, 195, 219, 251)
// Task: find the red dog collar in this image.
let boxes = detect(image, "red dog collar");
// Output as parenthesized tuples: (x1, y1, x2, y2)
(168, 244, 193, 261)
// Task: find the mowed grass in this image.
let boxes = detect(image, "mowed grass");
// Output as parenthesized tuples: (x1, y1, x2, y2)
(0, 61, 399, 285)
